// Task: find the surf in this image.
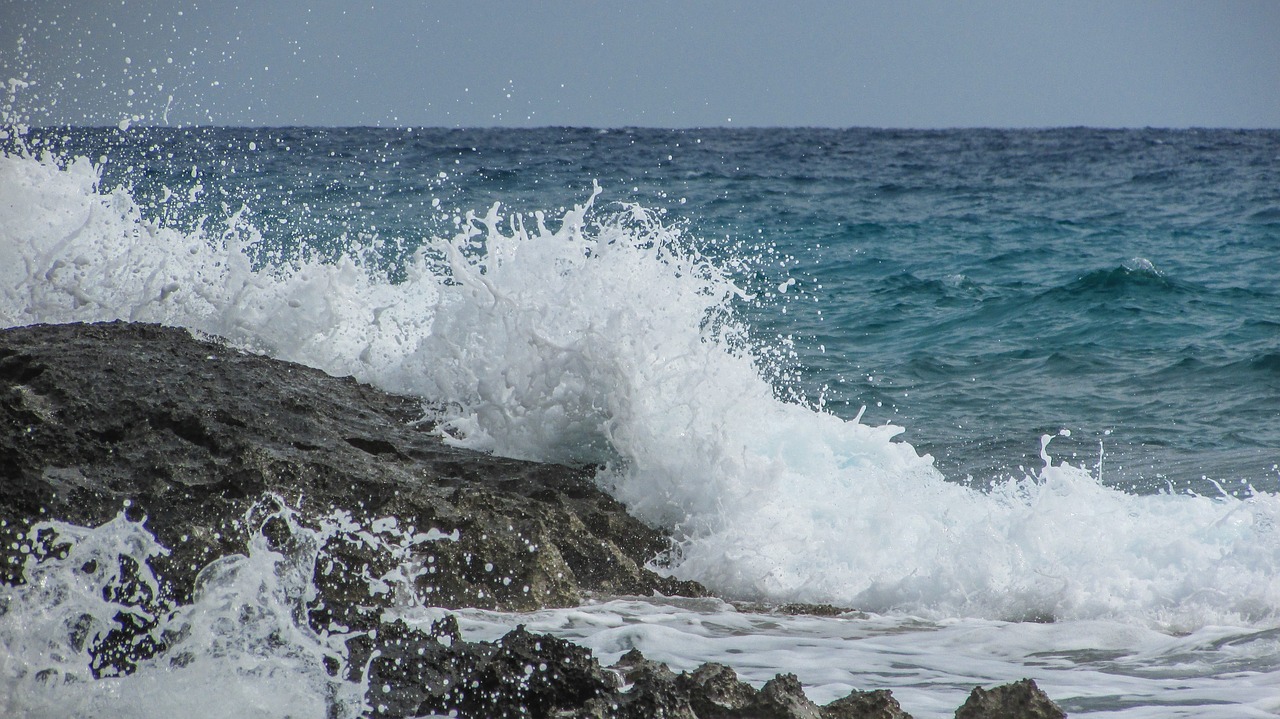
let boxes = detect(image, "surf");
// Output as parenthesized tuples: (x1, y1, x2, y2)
(3, 145, 1280, 633)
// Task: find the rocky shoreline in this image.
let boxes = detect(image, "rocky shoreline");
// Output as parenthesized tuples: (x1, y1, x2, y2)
(0, 321, 1065, 718)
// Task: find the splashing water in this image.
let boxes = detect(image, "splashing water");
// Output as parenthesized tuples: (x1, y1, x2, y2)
(3, 147, 1280, 635)
(0, 504, 357, 718)
(0, 494, 468, 718)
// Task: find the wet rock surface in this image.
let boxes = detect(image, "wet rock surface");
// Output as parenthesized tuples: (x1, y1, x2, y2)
(955, 678, 1066, 719)
(0, 322, 1065, 718)
(0, 321, 700, 613)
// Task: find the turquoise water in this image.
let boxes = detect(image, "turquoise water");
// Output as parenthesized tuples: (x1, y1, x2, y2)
(23, 126, 1280, 491)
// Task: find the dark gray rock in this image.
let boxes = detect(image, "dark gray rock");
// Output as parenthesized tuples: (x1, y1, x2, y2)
(607, 648, 700, 719)
(326, 614, 622, 718)
(0, 320, 703, 619)
(955, 679, 1066, 719)
(565, 649, 916, 719)
(823, 689, 913, 719)
(682, 662, 758, 717)
(756, 673, 824, 719)
(0, 321, 702, 704)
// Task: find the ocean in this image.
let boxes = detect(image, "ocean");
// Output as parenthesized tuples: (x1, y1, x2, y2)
(2, 125, 1279, 716)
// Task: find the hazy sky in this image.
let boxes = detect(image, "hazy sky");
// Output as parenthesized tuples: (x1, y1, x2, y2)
(3, 0, 1278, 128)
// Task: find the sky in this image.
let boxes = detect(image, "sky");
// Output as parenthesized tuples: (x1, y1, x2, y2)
(2, 0, 1278, 129)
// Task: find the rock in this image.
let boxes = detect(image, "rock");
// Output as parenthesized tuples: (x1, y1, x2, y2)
(756, 673, 824, 719)
(954, 679, 1066, 719)
(0, 321, 703, 620)
(358, 626, 923, 719)
(681, 662, 758, 717)
(430, 624, 618, 718)
(730, 601, 865, 618)
(584, 650, 913, 719)
(356, 617, 467, 717)
(823, 689, 913, 719)
(0, 321, 702, 704)
(327, 615, 622, 718)
(609, 649, 700, 719)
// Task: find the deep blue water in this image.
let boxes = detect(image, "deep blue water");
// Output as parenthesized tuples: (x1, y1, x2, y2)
(20, 126, 1280, 492)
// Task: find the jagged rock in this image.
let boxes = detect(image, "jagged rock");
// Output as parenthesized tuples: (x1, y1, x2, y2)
(584, 650, 913, 719)
(823, 689, 913, 719)
(681, 662, 758, 717)
(358, 626, 923, 719)
(435, 625, 618, 718)
(955, 679, 1066, 719)
(356, 617, 466, 717)
(0, 321, 704, 698)
(756, 673, 824, 719)
(339, 616, 621, 718)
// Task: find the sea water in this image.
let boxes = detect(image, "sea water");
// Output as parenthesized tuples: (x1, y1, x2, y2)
(2, 122, 1279, 716)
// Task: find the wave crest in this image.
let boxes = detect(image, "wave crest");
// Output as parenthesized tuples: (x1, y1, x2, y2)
(4, 149, 1280, 628)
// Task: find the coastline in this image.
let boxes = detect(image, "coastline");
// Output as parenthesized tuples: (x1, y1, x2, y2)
(0, 321, 1062, 718)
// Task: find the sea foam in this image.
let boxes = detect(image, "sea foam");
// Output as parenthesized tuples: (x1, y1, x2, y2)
(3, 149, 1280, 631)
(0, 503, 371, 719)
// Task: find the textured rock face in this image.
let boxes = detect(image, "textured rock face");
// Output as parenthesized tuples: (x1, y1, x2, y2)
(954, 679, 1066, 719)
(0, 322, 1063, 718)
(0, 321, 704, 702)
(0, 320, 701, 616)
(957, 675, 1064, 716)
(360, 617, 621, 718)
(569, 649, 916, 719)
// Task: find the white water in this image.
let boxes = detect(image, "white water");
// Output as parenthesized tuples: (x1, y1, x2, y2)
(3, 149, 1280, 715)
(0, 504, 364, 718)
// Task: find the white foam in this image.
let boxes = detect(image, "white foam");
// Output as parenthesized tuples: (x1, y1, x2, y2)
(3, 150, 1280, 632)
(0, 506, 368, 719)
(0, 150, 436, 390)
(0, 496, 469, 718)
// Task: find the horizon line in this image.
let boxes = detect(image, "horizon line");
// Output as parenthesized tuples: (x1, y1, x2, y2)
(15, 123, 1280, 133)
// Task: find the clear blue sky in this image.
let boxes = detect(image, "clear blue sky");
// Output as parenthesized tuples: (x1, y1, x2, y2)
(3, 0, 1278, 128)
